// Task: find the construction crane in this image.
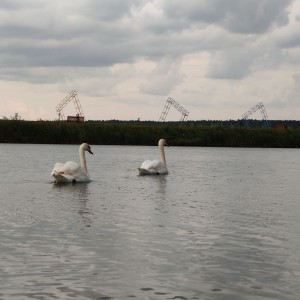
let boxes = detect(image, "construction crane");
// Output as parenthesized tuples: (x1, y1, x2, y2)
(56, 90, 85, 121)
(159, 97, 189, 122)
(242, 101, 270, 128)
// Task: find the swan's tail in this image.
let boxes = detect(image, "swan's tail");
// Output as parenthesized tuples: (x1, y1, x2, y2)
(138, 168, 151, 175)
(51, 171, 74, 183)
(138, 168, 161, 175)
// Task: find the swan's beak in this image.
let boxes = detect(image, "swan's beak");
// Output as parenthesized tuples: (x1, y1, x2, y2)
(88, 146, 93, 154)
(165, 142, 170, 147)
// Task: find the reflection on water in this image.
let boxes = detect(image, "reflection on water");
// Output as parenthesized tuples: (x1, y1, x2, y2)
(157, 175, 167, 195)
(0, 144, 300, 300)
(52, 181, 90, 200)
(52, 182, 92, 225)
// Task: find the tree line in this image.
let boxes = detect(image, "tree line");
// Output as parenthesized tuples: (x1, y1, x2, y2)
(1, 119, 300, 147)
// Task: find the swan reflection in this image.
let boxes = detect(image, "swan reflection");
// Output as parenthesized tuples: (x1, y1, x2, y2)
(157, 175, 167, 196)
(52, 182, 92, 225)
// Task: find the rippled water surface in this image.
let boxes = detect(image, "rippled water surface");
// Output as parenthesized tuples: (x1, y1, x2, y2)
(0, 143, 300, 300)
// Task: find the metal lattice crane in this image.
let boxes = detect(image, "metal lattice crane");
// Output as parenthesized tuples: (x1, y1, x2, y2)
(159, 97, 189, 122)
(56, 90, 85, 121)
(242, 101, 270, 128)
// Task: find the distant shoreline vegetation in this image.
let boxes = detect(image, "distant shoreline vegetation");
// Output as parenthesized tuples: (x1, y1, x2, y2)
(1, 119, 300, 148)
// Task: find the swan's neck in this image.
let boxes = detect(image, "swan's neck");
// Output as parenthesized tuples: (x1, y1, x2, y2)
(159, 144, 167, 165)
(79, 147, 88, 174)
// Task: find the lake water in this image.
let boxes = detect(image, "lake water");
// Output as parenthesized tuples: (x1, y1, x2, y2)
(0, 143, 300, 300)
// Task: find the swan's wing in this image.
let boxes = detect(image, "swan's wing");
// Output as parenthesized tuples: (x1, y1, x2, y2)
(140, 159, 161, 170)
(140, 160, 152, 170)
(51, 161, 90, 183)
(51, 162, 64, 175)
(139, 159, 158, 175)
(51, 161, 78, 175)
(139, 160, 168, 175)
(59, 161, 81, 175)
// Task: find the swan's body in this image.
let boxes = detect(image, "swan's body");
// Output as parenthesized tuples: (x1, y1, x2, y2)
(51, 143, 93, 183)
(138, 139, 169, 175)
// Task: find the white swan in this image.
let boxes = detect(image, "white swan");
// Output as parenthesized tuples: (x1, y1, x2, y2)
(51, 143, 93, 183)
(138, 139, 169, 175)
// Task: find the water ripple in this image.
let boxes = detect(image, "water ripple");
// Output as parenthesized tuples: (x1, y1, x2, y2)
(0, 145, 300, 299)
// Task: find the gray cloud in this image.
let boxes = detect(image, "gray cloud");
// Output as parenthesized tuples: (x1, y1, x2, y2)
(207, 49, 254, 79)
(0, 0, 297, 94)
(140, 58, 183, 95)
(0, 1, 293, 61)
(161, 0, 293, 33)
(220, 0, 292, 33)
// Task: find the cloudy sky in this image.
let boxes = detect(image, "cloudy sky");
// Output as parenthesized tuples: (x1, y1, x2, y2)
(1, 0, 300, 121)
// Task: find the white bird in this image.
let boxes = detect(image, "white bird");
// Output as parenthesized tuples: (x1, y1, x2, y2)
(51, 143, 93, 183)
(138, 139, 169, 175)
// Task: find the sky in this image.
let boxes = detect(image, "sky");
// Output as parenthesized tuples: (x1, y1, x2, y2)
(1, 0, 300, 121)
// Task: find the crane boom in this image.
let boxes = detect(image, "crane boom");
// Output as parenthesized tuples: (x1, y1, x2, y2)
(159, 97, 189, 122)
(242, 101, 270, 128)
(56, 90, 85, 121)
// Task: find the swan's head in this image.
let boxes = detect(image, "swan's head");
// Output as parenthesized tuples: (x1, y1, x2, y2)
(81, 143, 93, 155)
(158, 139, 169, 147)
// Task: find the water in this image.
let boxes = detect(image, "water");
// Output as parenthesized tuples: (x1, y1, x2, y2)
(0, 144, 300, 300)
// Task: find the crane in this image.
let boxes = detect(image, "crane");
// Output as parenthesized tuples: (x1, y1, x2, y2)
(56, 90, 85, 121)
(242, 101, 270, 128)
(159, 97, 189, 122)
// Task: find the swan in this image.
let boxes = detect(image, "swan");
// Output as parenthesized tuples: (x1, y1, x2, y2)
(138, 139, 169, 175)
(51, 143, 93, 183)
